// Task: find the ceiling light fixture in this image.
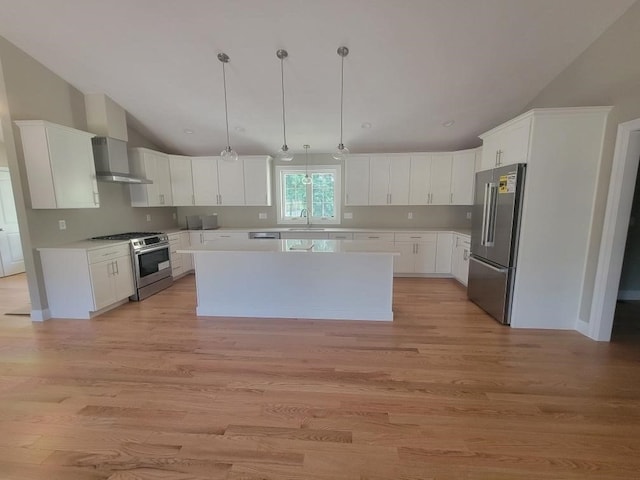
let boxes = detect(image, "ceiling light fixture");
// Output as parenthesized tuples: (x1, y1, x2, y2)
(361, 122, 372, 129)
(276, 49, 294, 162)
(302, 144, 312, 185)
(217, 52, 238, 162)
(443, 120, 455, 127)
(333, 46, 350, 161)
(183, 129, 194, 134)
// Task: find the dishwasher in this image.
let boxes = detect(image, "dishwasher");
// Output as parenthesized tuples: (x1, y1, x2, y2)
(248, 232, 281, 239)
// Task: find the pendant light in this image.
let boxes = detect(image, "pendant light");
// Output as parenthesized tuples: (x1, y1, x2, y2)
(333, 46, 350, 161)
(217, 52, 238, 162)
(302, 144, 312, 185)
(276, 49, 294, 162)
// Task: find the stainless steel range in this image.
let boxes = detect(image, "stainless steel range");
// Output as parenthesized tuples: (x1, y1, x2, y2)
(91, 232, 173, 301)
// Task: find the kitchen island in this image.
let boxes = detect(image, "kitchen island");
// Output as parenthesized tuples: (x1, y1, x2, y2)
(178, 239, 399, 321)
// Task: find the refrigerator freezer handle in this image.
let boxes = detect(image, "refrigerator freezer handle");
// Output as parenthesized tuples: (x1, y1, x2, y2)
(481, 183, 491, 246)
(485, 183, 498, 247)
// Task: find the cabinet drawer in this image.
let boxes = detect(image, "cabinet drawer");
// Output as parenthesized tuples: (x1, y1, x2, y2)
(328, 232, 354, 240)
(394, 232, 437, 243)
(87, 244, 130, 264)
(455, 234, 471, 247)
(353, 232, 395, 241)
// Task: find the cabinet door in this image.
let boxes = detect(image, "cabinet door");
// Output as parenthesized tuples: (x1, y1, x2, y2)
(113, 255, 135, 299)
(243, 156, 272, 206)
(189, 231, 204, 247)
(429, 154, 453, 205)
(501, 117, 531, 166)
(218, 158, 246, 205)
(192, 157, 220, 205)
(169, 155, 194, 206)
(89, 260, 115, 311)
(393, 243, 415, 273)
(47, 127, 99, 208)
(154, 153, 173, 206)
(388, 156, 411, 205)
(180, 232, 194, 272)
(369, 156, 390, 205)
(451, 151, 475, 205)
(414, 241, 437, 274)
(480, 134, 500, 171)
(345, 156, 370, 205)
(435, 233, 453, 273)
(409, 155, 430, 205)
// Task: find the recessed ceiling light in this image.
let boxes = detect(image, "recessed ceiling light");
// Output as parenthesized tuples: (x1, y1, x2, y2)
(361, 122, 372, 129)
(183, 129, 194, 134)
(235, 126, 245, 133)
(442, 120, 455, 127)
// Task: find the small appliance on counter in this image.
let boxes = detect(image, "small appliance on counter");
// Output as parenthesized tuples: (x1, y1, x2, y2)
(186, 214, 219, 230)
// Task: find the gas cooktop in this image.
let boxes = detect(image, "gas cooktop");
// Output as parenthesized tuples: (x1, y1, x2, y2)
(91, 232, 164, 241)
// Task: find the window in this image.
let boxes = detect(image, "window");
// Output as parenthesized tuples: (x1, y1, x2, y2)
(275, 166, 341, 225)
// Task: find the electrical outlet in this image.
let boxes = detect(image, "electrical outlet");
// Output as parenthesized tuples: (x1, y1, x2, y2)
(172, 212, 177, 220)
(146, 214, 151, 222)
(58, 220, 66, 230)
(258, 212, 267, 220)
(344, 212, 353, 219)
(466, 211, 472, 220)
(408, 212, 413, 219)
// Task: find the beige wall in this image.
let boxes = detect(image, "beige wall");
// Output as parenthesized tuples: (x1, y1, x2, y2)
(525, 0, 640, 320)
(177, 153, 472, 229)
(0, 35, 177, 313)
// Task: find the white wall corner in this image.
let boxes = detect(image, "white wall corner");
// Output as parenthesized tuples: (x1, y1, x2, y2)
(30, 308, 50, 321)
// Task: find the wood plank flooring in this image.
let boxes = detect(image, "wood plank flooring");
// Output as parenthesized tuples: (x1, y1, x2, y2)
(1, 273, 640, 479)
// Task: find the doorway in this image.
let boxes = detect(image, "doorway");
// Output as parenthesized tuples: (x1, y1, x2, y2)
(0, 166, 25, 277)
(589, 119, 640, 341)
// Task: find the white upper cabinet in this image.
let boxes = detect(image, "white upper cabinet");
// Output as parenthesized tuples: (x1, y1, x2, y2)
(344, 156, 370, 206)
(15, 120, 99, 209)
(409, 153, 452, 205)
(479, 116, 532, 170)
(129, 148, 173, 207)
(369, 155, 410, 205)
(243, 156, 272, 206)
(191, 156, 220, 205)
(450, 149, 477, 205)
(169, 155, 194, 206)
(217, 158, 245, 205)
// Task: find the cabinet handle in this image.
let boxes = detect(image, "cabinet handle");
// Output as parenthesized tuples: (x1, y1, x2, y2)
(114, 260, 119, 274)
(369, 236, 380, 239)
(463, 249, 469, 261)
(192, 194, 195, 205)
(200, 233, 204, 244)
(450, 192, 453, 203)
(495, 150, 499, 166)
(410, 236, 421, 239)
(93, 192, 100, 205)
(389, 193, 392, 204)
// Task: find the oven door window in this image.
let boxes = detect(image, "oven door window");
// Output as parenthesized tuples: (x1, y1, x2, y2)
(138, 248, 170, 277)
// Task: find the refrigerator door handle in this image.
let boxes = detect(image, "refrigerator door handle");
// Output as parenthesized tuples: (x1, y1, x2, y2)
(485, 183, 498, 247)
(480, 183, 491, 246)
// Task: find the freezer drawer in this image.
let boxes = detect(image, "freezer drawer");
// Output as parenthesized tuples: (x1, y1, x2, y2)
(467, 256, 512, 325)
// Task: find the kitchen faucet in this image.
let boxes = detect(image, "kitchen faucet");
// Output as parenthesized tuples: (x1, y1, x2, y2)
(300, 208, 310, 225)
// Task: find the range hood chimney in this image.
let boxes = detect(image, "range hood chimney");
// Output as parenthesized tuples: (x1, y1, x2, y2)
(85, 93, 151, 184)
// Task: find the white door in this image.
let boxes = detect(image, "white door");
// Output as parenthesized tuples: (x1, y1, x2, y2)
(0, 168, 25, 277)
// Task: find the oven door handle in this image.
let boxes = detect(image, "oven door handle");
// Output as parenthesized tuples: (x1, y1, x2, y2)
(133, 244, 170, 256)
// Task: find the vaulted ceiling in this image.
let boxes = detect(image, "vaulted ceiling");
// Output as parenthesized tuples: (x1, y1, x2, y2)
(0, 0, 635, 156)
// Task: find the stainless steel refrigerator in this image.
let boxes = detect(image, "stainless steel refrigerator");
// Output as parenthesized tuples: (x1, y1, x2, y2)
(468, 163, 526, 325)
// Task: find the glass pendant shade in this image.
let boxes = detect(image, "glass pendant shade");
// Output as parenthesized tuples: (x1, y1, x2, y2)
(220, 146, 238, 162)
(332, 143, 350, 161)
(302, 174, 312, 185)
(276, 144, 294, 162)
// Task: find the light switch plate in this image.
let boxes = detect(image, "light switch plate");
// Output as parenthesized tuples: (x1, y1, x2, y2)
(58, 220, 66, 230)
(466, 211, 472, 220)
(146, 214, 151, 222)
(408, 212, 413, 219)
(172, 212, 177, 220)
(258, 212, 267, 220)
(344, 212, 353, 219)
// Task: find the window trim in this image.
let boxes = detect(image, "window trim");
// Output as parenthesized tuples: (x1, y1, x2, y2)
(275, 165, 341, 225)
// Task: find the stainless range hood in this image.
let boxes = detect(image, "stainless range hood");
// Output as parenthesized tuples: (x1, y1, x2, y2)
(92, 136, 152, 184)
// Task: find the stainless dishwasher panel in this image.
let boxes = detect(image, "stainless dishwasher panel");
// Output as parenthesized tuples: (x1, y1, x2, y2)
(248, 232, 281, 239)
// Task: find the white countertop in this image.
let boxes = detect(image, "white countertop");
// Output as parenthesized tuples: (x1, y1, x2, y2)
(178, 239, 400, 255)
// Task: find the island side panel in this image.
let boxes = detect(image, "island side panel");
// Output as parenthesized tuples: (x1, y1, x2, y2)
(192, 251, 394, 321)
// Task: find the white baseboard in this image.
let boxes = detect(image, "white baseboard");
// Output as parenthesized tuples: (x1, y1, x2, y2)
(30, 308, 50, 321)
(618, 290, 640, 301)
(575, 318, 590, 337)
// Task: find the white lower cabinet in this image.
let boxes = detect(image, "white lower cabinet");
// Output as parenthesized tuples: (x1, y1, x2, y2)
(393, 233, 437, 274)
(281, 231, 329, 240)
(168, 231, 193, 278)
(435, 233, 453, 273)
(452, 234, 471, 286)
(39, 243, 134, 319)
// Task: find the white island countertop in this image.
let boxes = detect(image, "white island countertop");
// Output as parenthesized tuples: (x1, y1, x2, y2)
(177, 239, 401, 255)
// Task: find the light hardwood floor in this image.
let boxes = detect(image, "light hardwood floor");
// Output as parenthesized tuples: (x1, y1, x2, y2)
(1, 274, 639, 479)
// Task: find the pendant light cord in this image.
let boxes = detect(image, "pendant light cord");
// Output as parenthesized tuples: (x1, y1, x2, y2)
(222, 61, 231, 149)
(339, 54, 344, 146)
(280, 58, 287, 148)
